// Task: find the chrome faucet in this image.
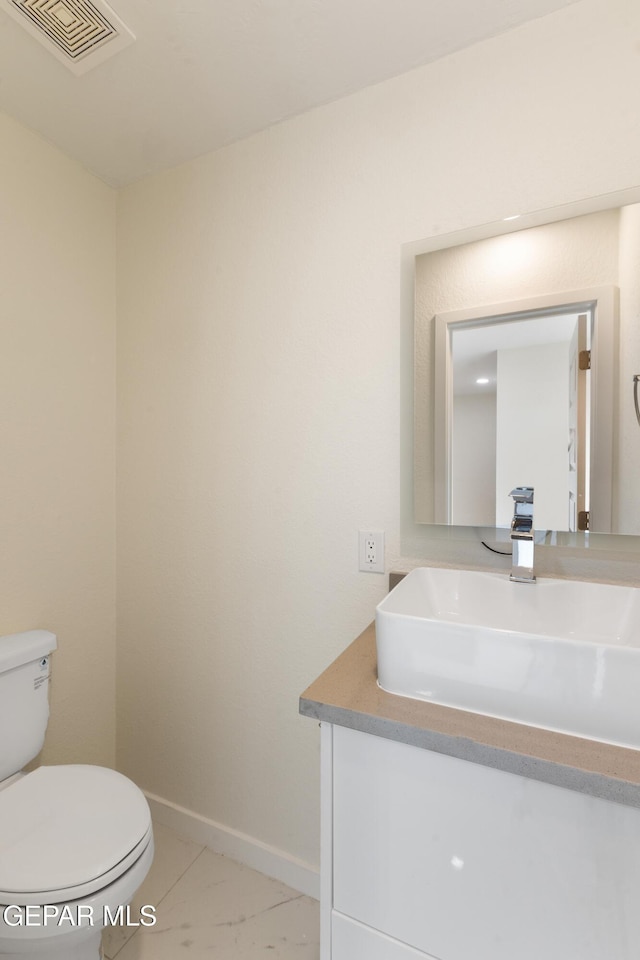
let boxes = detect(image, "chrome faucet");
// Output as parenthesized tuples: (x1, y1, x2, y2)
(509, 487, 535, 582)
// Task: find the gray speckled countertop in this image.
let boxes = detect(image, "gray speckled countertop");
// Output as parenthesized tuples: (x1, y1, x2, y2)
(299, 622, 640, 809)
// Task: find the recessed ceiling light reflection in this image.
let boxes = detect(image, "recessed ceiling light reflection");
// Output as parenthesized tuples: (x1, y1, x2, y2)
(476, 378, 490, 385)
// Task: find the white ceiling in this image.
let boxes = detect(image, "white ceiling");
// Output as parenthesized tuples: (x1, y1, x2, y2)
(453, 312, 581, 395)
(0, 0, 580, 187)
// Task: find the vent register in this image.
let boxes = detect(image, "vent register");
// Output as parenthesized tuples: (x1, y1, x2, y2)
(3, 0, 134, 74)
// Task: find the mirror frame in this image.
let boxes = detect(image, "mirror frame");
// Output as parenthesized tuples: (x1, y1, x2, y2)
(400, 184, 640, 557)
(431, 286, 617, 531)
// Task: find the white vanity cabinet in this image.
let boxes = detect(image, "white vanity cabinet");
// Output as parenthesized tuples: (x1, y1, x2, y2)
(321, 723, 640, 960)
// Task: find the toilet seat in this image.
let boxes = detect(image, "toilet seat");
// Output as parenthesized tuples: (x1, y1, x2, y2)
(0, 765, 152, 906)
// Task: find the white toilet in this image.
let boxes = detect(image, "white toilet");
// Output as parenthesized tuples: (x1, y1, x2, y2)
(0, 630, 154, 960)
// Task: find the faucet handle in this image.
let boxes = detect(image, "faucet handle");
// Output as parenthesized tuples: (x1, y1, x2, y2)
(509, 486, 534, 504)
(508, 488, 535, 583)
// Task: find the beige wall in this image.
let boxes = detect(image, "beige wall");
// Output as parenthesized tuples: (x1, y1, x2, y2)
(617, 203, 640, 534)
(0, 112, 117, 768)
(452, 393, 496, 526)
(116, 0, 640, 874)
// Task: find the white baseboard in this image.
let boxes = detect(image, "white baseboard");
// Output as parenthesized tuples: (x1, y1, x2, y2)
(145, 790, 320, 901)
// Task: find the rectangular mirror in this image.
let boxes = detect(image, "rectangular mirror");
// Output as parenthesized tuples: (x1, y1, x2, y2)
(411, 199, 640, 536)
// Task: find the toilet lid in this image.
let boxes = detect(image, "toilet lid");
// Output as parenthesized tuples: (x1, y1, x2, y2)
(0, 765, 151, 900)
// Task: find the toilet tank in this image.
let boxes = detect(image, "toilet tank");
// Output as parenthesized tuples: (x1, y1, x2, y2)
(0, 630, 57, 783)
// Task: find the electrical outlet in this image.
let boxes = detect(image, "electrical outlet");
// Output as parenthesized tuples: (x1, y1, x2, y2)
(358, 530, 385, 573)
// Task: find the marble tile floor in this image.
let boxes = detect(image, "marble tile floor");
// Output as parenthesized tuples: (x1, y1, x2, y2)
(103, 822, 320, 959)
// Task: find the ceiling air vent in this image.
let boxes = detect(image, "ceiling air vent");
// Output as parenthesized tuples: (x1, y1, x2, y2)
(3, 0, 135, 74)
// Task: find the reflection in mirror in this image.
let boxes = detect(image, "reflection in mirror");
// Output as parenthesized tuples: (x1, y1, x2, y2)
(446, 307, 590, 531)
(434, 295, 616, 532)
(414, 203, 640, 535)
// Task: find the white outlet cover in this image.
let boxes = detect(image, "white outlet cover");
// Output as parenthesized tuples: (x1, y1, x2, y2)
(358, 530, 385, 573)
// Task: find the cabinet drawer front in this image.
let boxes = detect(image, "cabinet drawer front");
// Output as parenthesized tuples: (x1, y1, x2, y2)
(332, 912, 434, 960)
(332, 725, 640, 960)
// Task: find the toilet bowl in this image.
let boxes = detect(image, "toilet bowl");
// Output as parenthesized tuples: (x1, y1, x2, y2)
(0, 631, 154, 959)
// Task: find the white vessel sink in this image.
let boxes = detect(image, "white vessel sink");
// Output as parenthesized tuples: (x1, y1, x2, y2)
(375, 566, 640, 748)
